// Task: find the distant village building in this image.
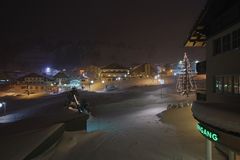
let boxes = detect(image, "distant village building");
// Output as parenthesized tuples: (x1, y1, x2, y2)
(0, 71, 27, 84)
(130, 63, 157, 78)
(78, 65, 100, 79)
(100, 63, 129, 81)
(53, 71, 70, 85)
(0, 72, 11, 85)
(13, 73, 55, 94)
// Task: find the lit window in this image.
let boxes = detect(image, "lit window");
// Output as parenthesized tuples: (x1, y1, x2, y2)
(234, 76, 239, 94)
(223, 76, 233, 93)
(227, 76, 232, 93)
(215, 76, 223, 94)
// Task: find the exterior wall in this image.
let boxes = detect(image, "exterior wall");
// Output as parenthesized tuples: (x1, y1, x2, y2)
(18, 77, 45, 84)
(190, 1, 240, 158)
(13, 74, 53, 94)
(130, 64, 156, 78)
(100, 69, 129, 81)
(205, 124, 240, 152)
(79, 65, 100, 79)
(206, 22, 240, 104)
(13, 84, 51, 94)
(55, 78, 69, 85)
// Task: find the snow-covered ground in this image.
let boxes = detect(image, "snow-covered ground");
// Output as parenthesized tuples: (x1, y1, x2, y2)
(37, 85, 224, 160)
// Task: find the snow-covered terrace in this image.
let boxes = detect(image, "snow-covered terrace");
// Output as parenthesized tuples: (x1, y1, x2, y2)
(192, 101, 240, 134)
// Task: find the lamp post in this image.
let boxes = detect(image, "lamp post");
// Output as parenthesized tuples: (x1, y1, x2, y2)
(206, 139, 212, 160)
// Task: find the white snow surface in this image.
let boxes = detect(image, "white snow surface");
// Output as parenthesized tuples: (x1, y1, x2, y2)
(37, 86, 224, 160)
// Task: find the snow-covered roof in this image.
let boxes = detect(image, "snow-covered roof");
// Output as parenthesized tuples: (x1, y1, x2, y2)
(101, 63, 128, 70)
(53, 72, 69, 79)
(192, 101, 240, 134)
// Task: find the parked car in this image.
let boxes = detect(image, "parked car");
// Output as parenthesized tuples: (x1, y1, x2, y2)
(105, 84, 118, 91)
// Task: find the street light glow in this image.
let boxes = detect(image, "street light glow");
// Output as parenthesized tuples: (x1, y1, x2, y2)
(46, 67, 51, 73)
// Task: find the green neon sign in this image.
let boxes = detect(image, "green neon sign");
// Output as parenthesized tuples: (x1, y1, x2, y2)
(197, 123, 219, 142)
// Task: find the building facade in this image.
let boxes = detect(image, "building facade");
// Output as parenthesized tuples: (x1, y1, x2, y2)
(73, 65, 100, 79)
(130, 63, 157, 78)
(100, 63, 129, 81)
(13, 73, 54, 94)
(185, 0, 240, 159)
(53, 71, 70, 86)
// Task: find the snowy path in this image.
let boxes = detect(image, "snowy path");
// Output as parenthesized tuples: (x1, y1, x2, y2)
(39, 86, 224, 160)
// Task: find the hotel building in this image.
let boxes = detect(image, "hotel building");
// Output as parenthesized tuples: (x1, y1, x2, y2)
(185, 0, 240, 159)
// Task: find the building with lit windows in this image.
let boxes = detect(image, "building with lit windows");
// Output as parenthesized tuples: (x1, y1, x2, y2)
(100, 63, 129, 81)
(72, 65, 99, 78)
(13, 73, 54, 94)
(185, 0, 240, 159)
(130, 63, 157, 78)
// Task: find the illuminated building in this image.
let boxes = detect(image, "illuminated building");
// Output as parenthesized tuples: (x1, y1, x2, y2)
(130, 63, 157, 78)
(185, 0, 240, 159)
(53, 71, 70, 86)
(13, 73, 54, 94)
(100, 63, 129, 81)
(73, 65, 100, 79)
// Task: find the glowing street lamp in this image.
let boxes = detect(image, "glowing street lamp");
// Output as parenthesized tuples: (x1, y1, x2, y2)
(159, 79, 165, 85)
(46, 67, 51, 73)
(102, 80, 105, 84)
(88, 80, 94, 91)
(0, 102, 7, 114)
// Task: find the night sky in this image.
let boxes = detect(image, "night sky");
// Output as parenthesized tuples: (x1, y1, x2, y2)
(0, 0, 206, 70)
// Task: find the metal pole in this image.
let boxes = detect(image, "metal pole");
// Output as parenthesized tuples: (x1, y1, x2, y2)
(4, 104, 6, 114)
(228, 150, 235, 160)
(206, 139, 212, 160)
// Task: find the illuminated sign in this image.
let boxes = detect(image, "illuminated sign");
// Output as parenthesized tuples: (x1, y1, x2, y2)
(197, 123, 219, 142)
